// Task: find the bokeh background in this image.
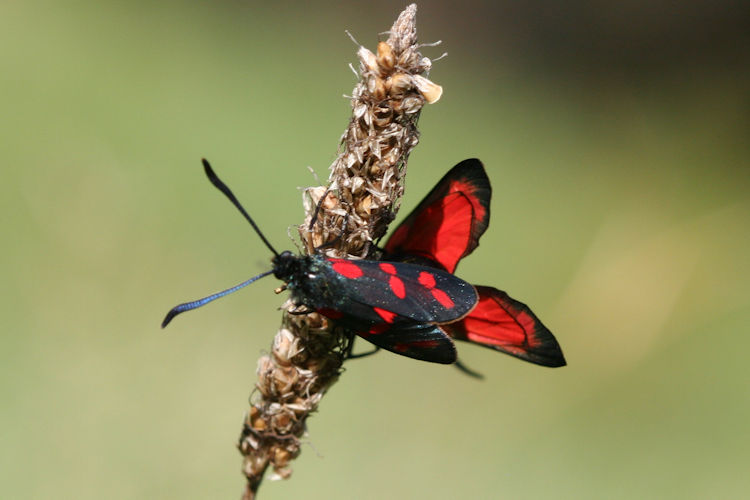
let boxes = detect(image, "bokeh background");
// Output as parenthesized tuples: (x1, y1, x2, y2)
(2, 1, 748, 498)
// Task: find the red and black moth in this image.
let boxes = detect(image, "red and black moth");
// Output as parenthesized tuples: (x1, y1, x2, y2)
(162, 159, 477, 364)
(162, 158, 565, 369)
(382, 159, 566, 368)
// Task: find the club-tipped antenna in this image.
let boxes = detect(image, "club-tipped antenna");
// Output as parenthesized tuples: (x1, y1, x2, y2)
(202, 158, 279, 257)
(161, 270, 274, 328)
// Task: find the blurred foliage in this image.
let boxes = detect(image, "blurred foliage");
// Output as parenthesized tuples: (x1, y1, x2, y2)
(1, 1, 748, 499)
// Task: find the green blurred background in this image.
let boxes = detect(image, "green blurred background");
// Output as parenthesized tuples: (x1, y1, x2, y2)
(2, 1, 748, 498)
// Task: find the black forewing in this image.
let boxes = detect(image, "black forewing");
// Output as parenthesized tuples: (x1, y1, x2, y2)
(324, 258, 477, 325)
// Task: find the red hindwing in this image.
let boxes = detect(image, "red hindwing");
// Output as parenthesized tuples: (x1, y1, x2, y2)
(441, 286, 566, 367)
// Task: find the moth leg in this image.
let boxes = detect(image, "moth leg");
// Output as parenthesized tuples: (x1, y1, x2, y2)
(347, 346, 381, 359)
(308, 187, 331, 230)
(314, 212, 351, 252)
(344, 337, 381, 360)
(454, 358, 484, 379)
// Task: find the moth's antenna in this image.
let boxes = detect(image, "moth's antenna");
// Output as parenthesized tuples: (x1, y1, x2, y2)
(161, 270, 274, 328)
(202, 158, 280, 257)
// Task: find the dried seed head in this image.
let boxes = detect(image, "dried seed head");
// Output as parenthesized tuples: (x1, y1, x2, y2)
(241, 5, 442, 496)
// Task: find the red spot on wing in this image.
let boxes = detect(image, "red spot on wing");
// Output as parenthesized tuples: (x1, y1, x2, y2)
(330, 259, 363, 279)
(379, 262, 396, 275)
(373, 307, 398, 323)
(367, 323, 389, 335)
(417, 270, 454, 309)
(393, 339, 440, 352)
(389, 276, 406, 299)
(418, 271, 436, 288)
(430, 288, 455, 309)
(317, 308, 343, 319)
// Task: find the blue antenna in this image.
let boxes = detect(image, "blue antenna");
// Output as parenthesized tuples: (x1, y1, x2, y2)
(161, 159, 280, 327)
(161, 270, 273, 327)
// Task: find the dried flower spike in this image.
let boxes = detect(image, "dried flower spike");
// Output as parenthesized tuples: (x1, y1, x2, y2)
(238, 5, 442, 498)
